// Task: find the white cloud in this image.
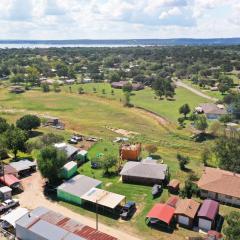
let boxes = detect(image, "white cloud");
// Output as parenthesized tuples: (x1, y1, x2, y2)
(159, 7, 182, 19)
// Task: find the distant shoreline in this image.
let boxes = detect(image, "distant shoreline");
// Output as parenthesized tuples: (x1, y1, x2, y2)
(0, 38, 240, 48)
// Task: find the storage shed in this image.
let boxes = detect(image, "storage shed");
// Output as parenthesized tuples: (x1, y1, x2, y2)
(146, 203, 175, 228)
(167, 179, 180, 194)
(9, 160, 36, 177)
(0, 186, 12, 200)
(76, 150, 88, 164)
(57, 175, 102, 205)
(120, 143, 141, 161)
(175, 199, 200, 228)
(197, 199, 219, 231)
(0, 174, 21, 189)
(60, 161, 77, 179)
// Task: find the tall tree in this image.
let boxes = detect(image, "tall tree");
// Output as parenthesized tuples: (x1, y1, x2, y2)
(194, 115, 208, 133)
(37, 146, 67, 184)
(224, 211, 240, 240)
(179, 104, 191, 119)
(1, 126, 28, 159)
(0, 117, 9, 134)
(16, 115, 41, 132)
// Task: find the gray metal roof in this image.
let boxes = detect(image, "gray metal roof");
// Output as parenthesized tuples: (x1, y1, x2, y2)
(9, 160, 36, 172)
(55, 143, 79, 159)
(120, 161, 168, 180)
(30, 220, 69, 240)
(57, 175, 102, 197)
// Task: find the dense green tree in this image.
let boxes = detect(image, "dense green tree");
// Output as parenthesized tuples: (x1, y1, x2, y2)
(26, 66, 40, 86)
(194, 115, 208, 132)
(224, 211, 240, 240)
(41, 83, 50, 92)
(177, 153, 190, 170)
(16, 115, 41, 132)
(0, 117, 9, 134)
(215, 136, 240, 173)
(180, 179, 199, 199)
(179, 104, 191, 119)
(99, 153, 117, 175)
(37, 146, 67, 183)
(218, 83, 230, 94)
(10, 73, 25, 84)
(122, 82, 133, 93)
(1, 126, 28, 159)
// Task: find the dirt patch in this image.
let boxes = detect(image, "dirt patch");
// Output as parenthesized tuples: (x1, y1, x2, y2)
(106, 126, 139, 137)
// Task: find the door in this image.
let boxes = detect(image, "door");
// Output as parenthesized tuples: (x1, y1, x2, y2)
(178, 216, 189, 226)
(198, 218, 212, 231)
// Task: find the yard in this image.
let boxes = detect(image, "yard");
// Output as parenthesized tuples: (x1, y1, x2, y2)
(0, 83, 221, 240)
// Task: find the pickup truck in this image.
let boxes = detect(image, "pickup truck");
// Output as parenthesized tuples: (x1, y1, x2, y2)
(0, 199, 19, 212)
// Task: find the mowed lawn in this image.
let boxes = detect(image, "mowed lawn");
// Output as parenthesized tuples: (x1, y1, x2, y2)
(0, 84, 214, 239)
(62, 82, 209, 122)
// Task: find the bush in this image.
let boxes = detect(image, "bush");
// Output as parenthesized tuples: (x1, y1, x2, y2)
(177, 153, 190, 170)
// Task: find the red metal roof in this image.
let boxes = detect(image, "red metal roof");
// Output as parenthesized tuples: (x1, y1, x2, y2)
(147, 203, 175, 225)
(0, 174, 20, 187)
(166, 196, 179, 208)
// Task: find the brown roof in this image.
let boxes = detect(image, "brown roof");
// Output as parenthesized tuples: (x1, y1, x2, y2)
(4, 165, 18, 175)
(168, 179, 180, 188)
(198, 167, 240, 199)
(175, 199, 200, 219)
(166, 196, 179, 208)
(199, 103, 227, 115)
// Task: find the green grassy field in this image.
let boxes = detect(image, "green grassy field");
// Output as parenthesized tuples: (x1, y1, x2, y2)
(0, 83, 225, 240)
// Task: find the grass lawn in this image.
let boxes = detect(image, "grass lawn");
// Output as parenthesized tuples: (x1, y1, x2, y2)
(0, 83, 219, 240)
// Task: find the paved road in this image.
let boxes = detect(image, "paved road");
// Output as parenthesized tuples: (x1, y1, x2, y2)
(175, 80, 218, 102)
(18, 172, 141, 240)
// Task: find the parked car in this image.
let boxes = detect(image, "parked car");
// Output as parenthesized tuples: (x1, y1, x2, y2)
(0, 199, 19, 212)
(120, 201, 136, 220)
(151, 184, 162, 197)
(68, 138, 78, 144)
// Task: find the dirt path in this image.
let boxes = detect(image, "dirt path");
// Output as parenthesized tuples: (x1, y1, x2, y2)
(175, 80, 218, 102)
(18, 172, 141, 240)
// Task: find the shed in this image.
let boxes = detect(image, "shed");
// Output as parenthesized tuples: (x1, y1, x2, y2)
(120, 143, 141, 161)
(81, 188, 126, 209)
(0, 186, 12, 200)
(168, 179, 180, 193)
(57, 175, 102, 205)
(146, 203, 175, 227)
(0, 174, 21, 189)
(60, 161, 77, 179)
(54, 143, 79, 160)
(197, 199, 219, 231)
(1, 207, 29, 228)
(175, 199, 200, 228)
(9, 160, 36, 176)
(76, 150, 88, 164)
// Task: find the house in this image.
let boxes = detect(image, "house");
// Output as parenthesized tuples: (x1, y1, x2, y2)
(146, 203, 175, 228)
(168, 179, 180, 194)
(9, 160, 36, 177)
(16, 207, 117, 240)
(54, 142, 79, 160)
(197, 199, 219, 231)
(0, 174, 21, 189)
(120, 143, 141, 161)
(197, 167, 240, 206)
(174, 199, 200, 228)
(166, 196, 179, 208)
(57, 175, 102, 205)
(120, 160, 168, 185)
(111, 81, 144, 91)
(8, 86, 25, 94)
(0, 186, 12, 200)
(60, 161, 77, 179)
(196, 103, 227, 119)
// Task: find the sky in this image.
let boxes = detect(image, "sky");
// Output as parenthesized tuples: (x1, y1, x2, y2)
(0, 0, 239, 40)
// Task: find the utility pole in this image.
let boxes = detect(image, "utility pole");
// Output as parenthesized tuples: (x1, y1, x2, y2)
(96, 199, 98, 230)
